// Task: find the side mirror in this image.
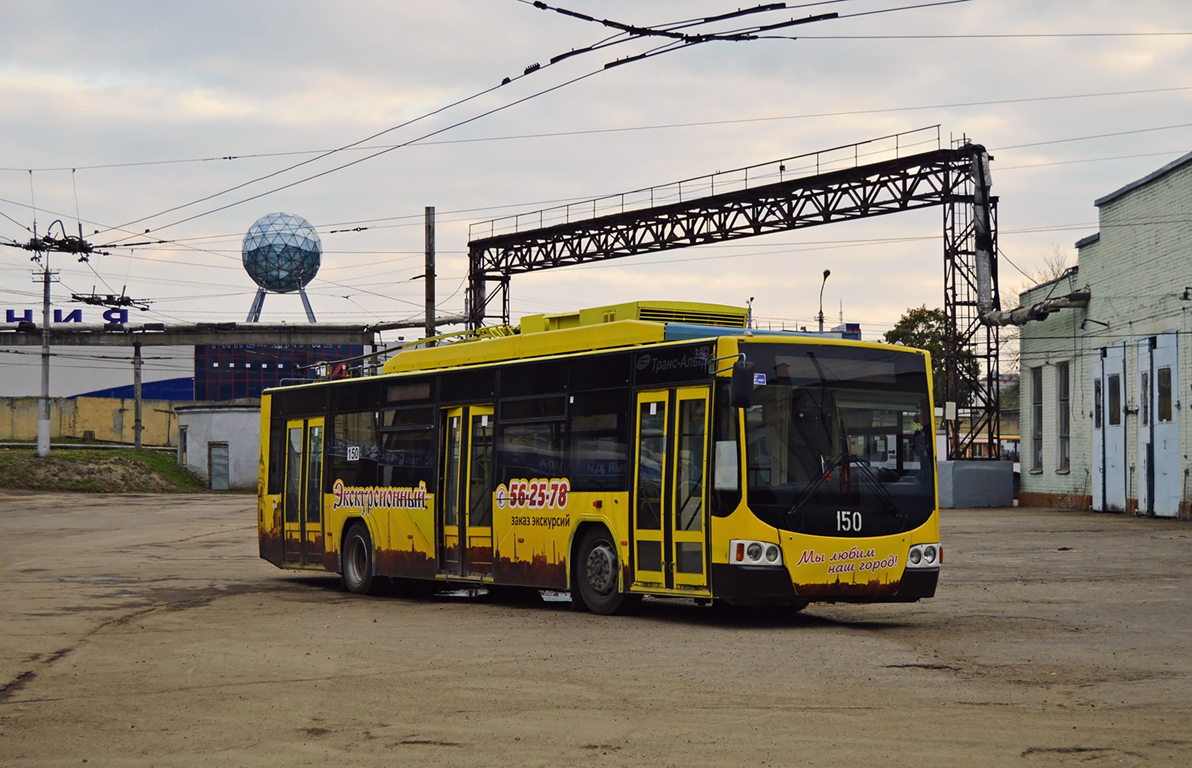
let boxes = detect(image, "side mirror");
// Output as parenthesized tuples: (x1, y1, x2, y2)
(730, 360, 755, 409)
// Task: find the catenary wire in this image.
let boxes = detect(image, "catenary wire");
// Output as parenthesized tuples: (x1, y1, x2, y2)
(4, 85, 1187, 174)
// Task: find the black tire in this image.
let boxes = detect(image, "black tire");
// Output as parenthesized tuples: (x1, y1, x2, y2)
(575, 527, 640, 615)
(341, 522, 377, 595)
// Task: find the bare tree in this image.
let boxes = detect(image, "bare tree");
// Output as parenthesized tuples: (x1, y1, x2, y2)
(1001, 245, 1075, 374)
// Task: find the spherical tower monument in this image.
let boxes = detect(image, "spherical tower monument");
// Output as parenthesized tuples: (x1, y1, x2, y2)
(242, 212, 322, 322)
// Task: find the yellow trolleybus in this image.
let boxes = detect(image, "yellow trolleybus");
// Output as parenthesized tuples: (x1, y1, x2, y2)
(257, 301, 941, 614)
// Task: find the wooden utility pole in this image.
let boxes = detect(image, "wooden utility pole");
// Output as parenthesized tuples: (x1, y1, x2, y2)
(424, 206, 435, 347)
(37, 244, 52, 457)
(133, 341, 143, 450)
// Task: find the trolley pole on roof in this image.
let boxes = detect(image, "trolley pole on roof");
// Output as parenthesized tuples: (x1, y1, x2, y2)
(425, 206, 436, 347)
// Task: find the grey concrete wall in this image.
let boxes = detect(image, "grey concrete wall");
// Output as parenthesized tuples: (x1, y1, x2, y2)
(177, 405, 260, 491)
(938, 461, 1014, 508)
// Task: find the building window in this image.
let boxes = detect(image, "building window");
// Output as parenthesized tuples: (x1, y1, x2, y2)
(1158, 367, 1173, 422)
(1141, 372, 1150, 426)
(1108, 374, 1121, 426)
(1031, 366, 1043, 472)
(1094, 379, 1103, 428)
(1056, 361, 1069, 472)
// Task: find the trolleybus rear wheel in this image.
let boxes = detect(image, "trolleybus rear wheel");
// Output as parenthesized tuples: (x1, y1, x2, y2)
(342, 522, 376, 595)
(576, 527, 640, 615)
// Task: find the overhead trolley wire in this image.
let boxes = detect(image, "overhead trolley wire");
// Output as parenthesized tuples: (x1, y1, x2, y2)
(96, 72, 529, 241)
(97, 67, 608, 243)
(795, 31, 1192, 39)
(6, 84, 1187, 176)
(96, 0, 952, 242)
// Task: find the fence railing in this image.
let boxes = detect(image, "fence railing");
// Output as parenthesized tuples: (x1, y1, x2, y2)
(469, 126, 941, 242)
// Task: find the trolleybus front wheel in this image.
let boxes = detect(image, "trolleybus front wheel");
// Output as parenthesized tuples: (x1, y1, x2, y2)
(342, 522, 377, 595)
(576, 527, 640, 615)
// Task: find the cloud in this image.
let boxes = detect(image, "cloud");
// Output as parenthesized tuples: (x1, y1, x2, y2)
(1, 0, 1191, 341)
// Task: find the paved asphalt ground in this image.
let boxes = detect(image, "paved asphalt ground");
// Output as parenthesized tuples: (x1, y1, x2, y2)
(0, 492, 1189, 767)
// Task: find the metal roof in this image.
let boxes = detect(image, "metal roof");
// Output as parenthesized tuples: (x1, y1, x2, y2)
(1095, 150, 1192, 207)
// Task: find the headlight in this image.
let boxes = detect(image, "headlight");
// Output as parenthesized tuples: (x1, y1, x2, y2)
(730, 540, 783, 566)
(906, 543, 941, 569)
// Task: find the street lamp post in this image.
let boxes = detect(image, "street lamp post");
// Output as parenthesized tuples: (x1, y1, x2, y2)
(817, 269, 831, 333)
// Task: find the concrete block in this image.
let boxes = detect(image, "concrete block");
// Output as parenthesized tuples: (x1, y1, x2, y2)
(937, 461, 1014, 508)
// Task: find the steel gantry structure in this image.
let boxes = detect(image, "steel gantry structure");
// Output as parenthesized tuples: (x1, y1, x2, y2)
(466, 128, 1001, 459)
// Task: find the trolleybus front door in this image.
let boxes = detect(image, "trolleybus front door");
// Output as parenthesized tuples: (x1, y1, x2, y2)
(632, 388, 710, 591)
(282, 417, 326, 567)
(438, 405, 495, 577)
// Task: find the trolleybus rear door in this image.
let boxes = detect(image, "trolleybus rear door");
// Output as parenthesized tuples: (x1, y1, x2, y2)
(632, 388, 711, 591)
(465, 405, 495, 576)
(438, 405, 496, 577)
(439, 409, 465, 575)
(671, 388, 710, 590)
(632, 393, 669, 586)
(282, 417, 326, 567)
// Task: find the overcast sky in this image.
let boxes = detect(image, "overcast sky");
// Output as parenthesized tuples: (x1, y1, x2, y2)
(1, 0, 1190, 346)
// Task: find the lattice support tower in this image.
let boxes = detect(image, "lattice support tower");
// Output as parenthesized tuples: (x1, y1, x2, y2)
(466, 129, 1001, 459)
(943, 154, 1001, 460)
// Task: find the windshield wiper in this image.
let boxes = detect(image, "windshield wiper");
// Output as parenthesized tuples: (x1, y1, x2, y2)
(845, 458, 907, 525)
(783, 451, 843, 521)
(784, 436, 906, 529)
(840, 420, 907, 524)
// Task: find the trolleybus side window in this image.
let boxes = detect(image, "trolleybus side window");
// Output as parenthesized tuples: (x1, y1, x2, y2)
(330, 411, 379, 488)
(676, 398, 706, 532)
(332, 380, 380, 413)
(502, 396, 566, 421)
(387, 381, 432, 403)
(501, 361, 568, 398)
(636, 401, 666, 531)
(568, 389, 630, 492)
(440, 370, 494, 403)
(711, 382, 742, 514)
(499, 396, 566, 483)
(285, 427, 302, 524)
(379, 406, 436, 489)
(469, 413, 495, 527)
(305, 425, 324, 523)
(267, 424, 287, 495)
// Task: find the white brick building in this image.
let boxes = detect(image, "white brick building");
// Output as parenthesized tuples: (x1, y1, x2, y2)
(1019, 153, 1192, 518)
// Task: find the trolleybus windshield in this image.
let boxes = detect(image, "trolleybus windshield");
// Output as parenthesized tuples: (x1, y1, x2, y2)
(741, 343, 935, 538)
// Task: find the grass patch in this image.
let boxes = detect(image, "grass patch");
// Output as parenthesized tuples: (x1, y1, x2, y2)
(0, 447, 210, 493)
